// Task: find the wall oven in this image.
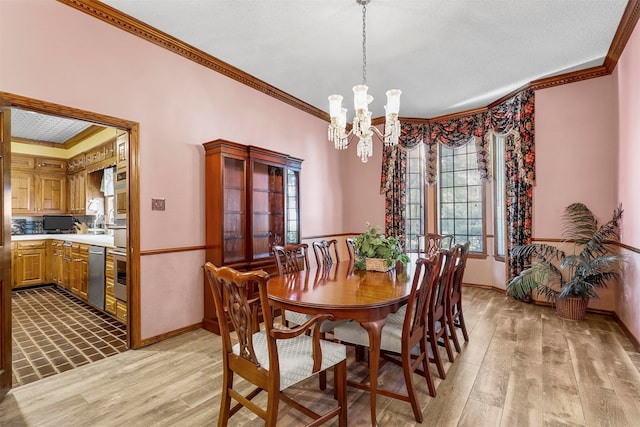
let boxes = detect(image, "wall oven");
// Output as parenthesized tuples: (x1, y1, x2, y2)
(110, 249, 127, 302)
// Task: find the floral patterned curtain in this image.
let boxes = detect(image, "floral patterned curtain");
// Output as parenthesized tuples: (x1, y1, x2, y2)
(380, 122, 426, 240)
(379, 88, 535, 267)
(484, 88, 535, 277)
(426, 112, 489, 185)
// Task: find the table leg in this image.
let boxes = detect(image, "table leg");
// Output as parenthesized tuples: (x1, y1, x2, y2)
(361, 319, 385, 427)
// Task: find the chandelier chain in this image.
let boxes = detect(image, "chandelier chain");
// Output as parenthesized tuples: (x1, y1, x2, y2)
(361, 1, 367, 85)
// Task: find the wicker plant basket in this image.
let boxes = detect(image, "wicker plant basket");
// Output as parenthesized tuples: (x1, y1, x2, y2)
(556, 296, 588, 321)
(365, 258, 394, 272)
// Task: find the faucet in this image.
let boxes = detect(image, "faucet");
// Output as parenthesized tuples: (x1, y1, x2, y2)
(94, 214, 105, 229)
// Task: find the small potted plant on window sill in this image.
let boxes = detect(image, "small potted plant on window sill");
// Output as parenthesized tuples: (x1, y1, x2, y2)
(353, 223, 410, 271)
(506, 203, 624, 320)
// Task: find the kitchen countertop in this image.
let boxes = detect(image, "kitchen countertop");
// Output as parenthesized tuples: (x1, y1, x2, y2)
(12, 233, 115, 247)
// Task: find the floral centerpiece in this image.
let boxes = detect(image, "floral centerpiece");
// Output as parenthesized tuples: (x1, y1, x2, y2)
(353, 223, 410, 271)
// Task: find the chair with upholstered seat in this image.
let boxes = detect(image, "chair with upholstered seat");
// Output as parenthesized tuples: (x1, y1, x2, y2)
(332, 254, 443, 422)
(417, 233, 454, 255)
(427, 246, 457, 378)
(204, 262, 347, 427)
(273, 243, 310, 275)
(313, 239, 340, 269)
(275, 242, 348, 390)
(446, 241, 471, 352)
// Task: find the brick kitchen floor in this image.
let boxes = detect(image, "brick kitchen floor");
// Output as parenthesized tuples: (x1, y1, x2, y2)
(11, 286, 127, 387)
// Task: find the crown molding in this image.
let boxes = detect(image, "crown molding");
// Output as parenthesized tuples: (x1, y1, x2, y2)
(59, 0, 640, 124)
(58, 0, 330, 123)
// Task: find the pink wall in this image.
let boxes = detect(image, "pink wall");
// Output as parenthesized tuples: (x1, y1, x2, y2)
(533, 76, 619, 312)
(615, 17, 640, 343)
(0, 1, 350, 340)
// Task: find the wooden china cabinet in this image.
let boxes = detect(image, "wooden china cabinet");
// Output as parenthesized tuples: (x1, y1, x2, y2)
(202, 139, 302, 334)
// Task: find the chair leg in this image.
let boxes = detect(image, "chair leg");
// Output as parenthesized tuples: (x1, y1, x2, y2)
(319, 370, 327, 390)
(447, 312, 461, 353)
(441, 322, 455, 363)
(218, 370, 232, 427)
(265, 389, 279, 427)
(402, 348, 423, 423)
(429, 330, 446, 379)
(318, 332, 327, 390)
(334, 359, 348, 427)
(457, 306, 470, 342)
(420, 339, 436, 397)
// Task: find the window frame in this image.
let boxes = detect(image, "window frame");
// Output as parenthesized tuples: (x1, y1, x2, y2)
(436, 139, 487, 255)
(493, 134, 506, 261)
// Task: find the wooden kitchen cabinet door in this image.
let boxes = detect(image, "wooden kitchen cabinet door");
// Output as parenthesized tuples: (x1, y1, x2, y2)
(37, 173, 66, 214)
(11, 171, 36, 214)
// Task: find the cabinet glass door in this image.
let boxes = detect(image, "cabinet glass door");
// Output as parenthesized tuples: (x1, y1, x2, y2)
(252, 162, 284, 259)
(286, 168, 300, 244)
(223, 157, 246, 263)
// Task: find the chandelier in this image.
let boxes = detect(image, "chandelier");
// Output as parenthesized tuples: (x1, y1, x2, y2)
(327, 0, 402, 163)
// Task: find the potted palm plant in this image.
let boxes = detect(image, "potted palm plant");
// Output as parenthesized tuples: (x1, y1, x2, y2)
(506, 203, 623, 320)
(353, 223, 410, 271)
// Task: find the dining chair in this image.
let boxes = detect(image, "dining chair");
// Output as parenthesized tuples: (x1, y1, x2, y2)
(204, 262, 347, 427)
(274, 243, 347, 390)
(417, 233, 454, 254)
(345, 238, 355, 260)
(427, 246, 457, 378)
(273, 243, 311, 325)
(446, 241, 471, 352)
(313, 239, 340, 269)
(332, 253, 443, 422)
(273, 243, 310, 275)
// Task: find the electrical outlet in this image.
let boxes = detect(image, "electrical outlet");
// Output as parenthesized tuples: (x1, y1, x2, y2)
(151, 198, 166, 211)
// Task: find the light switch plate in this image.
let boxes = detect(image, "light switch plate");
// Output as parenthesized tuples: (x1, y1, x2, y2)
(152, 198, 165, 211)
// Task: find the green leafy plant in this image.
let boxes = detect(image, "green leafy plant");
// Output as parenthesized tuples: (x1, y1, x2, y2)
(507, 203, 624, 301)
(353, 223, 410, 270)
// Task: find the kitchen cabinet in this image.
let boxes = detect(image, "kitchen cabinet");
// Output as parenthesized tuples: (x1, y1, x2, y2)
(11, 171, 36, 214)
(202, 139, 301, 334)
(11, 154, 66, 215)
(47, 240, 65, 284)
(37, 173, 66, 214)
(67, 171, 87, 214)
(13, 240, 46, 288)
(69, 243, 88, 301)
(104, 253, 126, 323)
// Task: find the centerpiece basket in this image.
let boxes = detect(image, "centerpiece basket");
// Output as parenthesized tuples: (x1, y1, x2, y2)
(365, 257, 394, 272)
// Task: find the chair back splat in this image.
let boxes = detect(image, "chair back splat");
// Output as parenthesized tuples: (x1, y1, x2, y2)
(418, 233, 454, 254)
(273, 243, 310, 275)
(313, 239, 340, 269)
(204, 262, 347, 427)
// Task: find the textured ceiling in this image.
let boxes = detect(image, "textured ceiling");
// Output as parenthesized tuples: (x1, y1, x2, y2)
(11, 109, 94, 144)
(100, 0, 629, 119)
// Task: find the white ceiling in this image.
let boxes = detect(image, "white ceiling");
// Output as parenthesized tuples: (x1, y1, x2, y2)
(100, 0, 629, 119)
(10, 0, 630, 142)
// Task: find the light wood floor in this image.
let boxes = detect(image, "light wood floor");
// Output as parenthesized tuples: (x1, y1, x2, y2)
(1, 287, 639, 426)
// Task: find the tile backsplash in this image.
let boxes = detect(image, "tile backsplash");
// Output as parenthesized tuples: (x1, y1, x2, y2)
(11, 218, 43, 235)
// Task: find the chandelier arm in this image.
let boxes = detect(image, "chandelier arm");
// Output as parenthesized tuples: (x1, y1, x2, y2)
(370, 126, 384, 139)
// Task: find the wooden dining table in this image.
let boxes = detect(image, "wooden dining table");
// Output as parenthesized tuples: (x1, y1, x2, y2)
(267, 258, 419, 426)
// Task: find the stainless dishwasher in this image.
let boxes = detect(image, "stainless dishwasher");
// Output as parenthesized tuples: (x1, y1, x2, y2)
(88, 246, 106, 310)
